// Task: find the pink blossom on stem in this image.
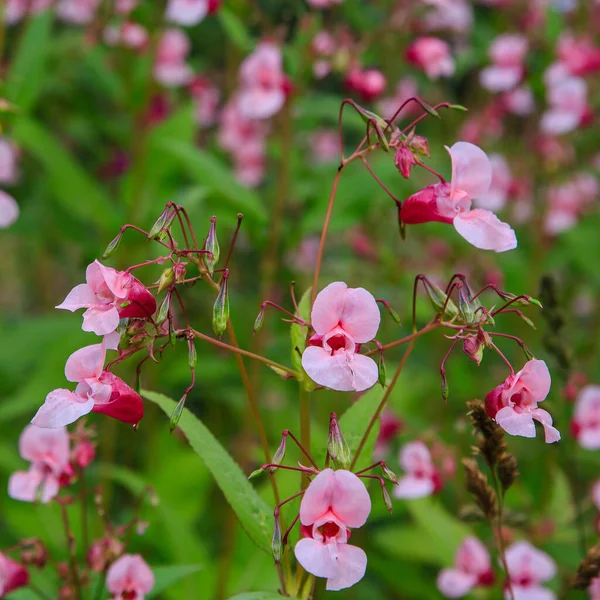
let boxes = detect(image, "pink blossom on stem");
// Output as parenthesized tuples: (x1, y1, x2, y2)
(294, 469, 371, 591)
(56, 0, 101, 24)
(504, 541, 557, 600)
(480, 34, 528, 93)
(572, 385, 600, 450)
(437, 537, 494, 598)
(406, 37, 455, 79)
(400, 142, 517, 252)
(56, 260, 156, 336)
(0, 190, 19, 229)
(106, 554, 154, 599)
(32, 336, 144, 428)
(237, 42, 290, 120)
(8, 425, 72, 503)
(485, 359, 560, 443)
(301, 282, 380, 392)
(0, 553, 29, 596)
(540, 75, 590, 136)
(154, 28, 194, 88)
(393, 441, 442, 499)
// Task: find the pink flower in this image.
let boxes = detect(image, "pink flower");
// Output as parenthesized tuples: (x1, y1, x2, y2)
(32, 336, 144, 428)
(345, 68, 387, 102)
(485, 359, 560, 444)
(475, 153, 512, 212)
(0, 553, 29, 596)
(540, 75, 590, 136)
(154, 28, 193, 88)
(106, 554, 154, 599)
(165, 0, 210, 26)
(307, 0, 343, 7)
(394, 441, 442, 499)
(437, 537, 494, 598)
(377, 77, 419, 120)
(8, 425, 72, 503)
(480, 34, 528, 92)
(400, 142, 517, 252)
(572, 385, 600, 449)
(104, 22, 149, 50)
(406, 37, 455, 79)
(374, 410, 403, 458)
(590, 576, 600, 600)
(5, 0, 53, 24)
(422, 0, 473, 35)
(310, 130, 339, 165)
(0, 190, 19, 228)
(189, 76, 220, 127)
(504, 541, 556, 600)
(57, 0, 101, 24)
(56, 260, 156, 336)
(557, 34, 600, 77)
(294, 469, 371, 591)
(115, 0, 138, 14)
(237, 42, 289, 120)
(0, 137, 19, 184)
(88, 537, 125, 573)
(544, 174, 598, 235)
(502, 85, 535, 116)
(302, 282, 380, 392)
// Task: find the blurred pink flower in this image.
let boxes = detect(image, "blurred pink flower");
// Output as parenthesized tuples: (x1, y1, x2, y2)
(294, 469, 371, 591)
(302, 282, 380, 392)
(189, 76, 220, 127)
(312, 31, 336, 56)
(422, 0, 473, 34)
(56, 260, 156, 335)
(88, 537, 125, 573)
(406, 37, 455, 79)
(437, 537, 494, 598)
(104, 22, 148, 49)
(557, 34, 600, 77)
(0, 553, 29, 595)
(106, 554, 154, 599)
(572, 385, 600, 449)
(57, 0, 101, 24)
(115, 0, 138, 14)
(474, 153, 511, 212)
(237, 42, 290, 120)
(345, 68, 387, 102)
(307, 0, 343, 8)
(5, 0, 53, 24)
(154, 28, 194, 87)
(310, 129, 339, 164)
(504, 541, 556, 600)
(0, 190, 19, 228)
(165, 0, 210, 26)
(502, 85, 535, 116)
(374, 410, 403, 458)
(32, 336, 145, 428)
(0, 137, 19, 184)
(590, 576, 600, 600)
(394, 441, 442, 499)
(540, 75, 590, 136)
(485, 359, 560, 443)
(480, 34, 528, 92)
(8, 425, 72, 503)
(378, 77, 419, 120)
(400, 142, 517, 252)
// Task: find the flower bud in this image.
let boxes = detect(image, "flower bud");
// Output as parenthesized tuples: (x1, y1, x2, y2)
(272, 517, 283, 564)
(188, 339, 197, 370)
(422, 279, 459, 319)
(101, 231, 123, 260)
(381, 461, 398, 485)
(377, 352, 386, 387)
(462, 334, 484, 366)
(147, 206, 176, 240)
(156, 294, 170, 325)
(157, 267, 174, 294)
(328, 413, 351, 470)
(253, 306, 265, 334)
(272, 432, 287, 468)
(441, 374, 449, 402)
(203, 216, 220, 275)
(169, 394, 187, 432)
(408, 134, 430, 157)
(248, 468, 264, 480)
(381, 484, 393, 515)
(212, 271, 230, 337)
(394, 146, 416, 179)
(173, 262, 187, 284)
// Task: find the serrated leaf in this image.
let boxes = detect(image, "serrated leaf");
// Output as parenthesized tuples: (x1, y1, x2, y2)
(142, 390, 272, 553)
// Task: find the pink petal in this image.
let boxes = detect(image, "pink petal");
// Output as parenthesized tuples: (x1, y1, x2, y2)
(165, 0, 208, 25)
(329, 470, 371, 528)
(577, 428, 600, 450)
(0, 190, 19, 228)
(106, 554, 155, 594)
(447, 141, 493, 199)
(300, 469, 336, 526)
(453, 209, 517, 252)
(393, 475, 435, 499)
(91, 372, 144, 425)
(94, 261, 129, 299)
(237, 88, 285, 120)
(82, 306, 120, 336)
(348, 353, 379, 393)
(104, 331, 121, 351)
(398, 441, 433, 474)
(437, 568, 478, 598)
(311, 282, 349, 335)
(479, 65, 522, 92)
(338, 288, 380, 343)
(31, 389, 94, 429)
(301, 346, 355, 392)
(294, 538, 340, 579)
(531, 409, 561, 444)
(574, 385, 600, 420)
(506, 585, 556, 600)
(540, 110, 580, 135)
(400, 184, 453, 225)
(154, 63, 194, 87)
(0, 553, 30, 594)
(19, 424, 70, 467)
(505, 541, 556, 583)
(56, 284, 97, 311)
(65, 343, 106, 382)
(8, 469, 60, 503)
(325, 544, 368, 591)
(517, 360, 552, 404)
(494, 406, 536, 438)
(455, 537, 491, 575)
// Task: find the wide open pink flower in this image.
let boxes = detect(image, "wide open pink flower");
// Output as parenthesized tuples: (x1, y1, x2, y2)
(294, 469, 371, 591)
(400, 142, 517, 252)
(480, 34, 528, 93)
(437, 536, 494, 598)
(572, 385, 600, 450)
(406, 37, 455, 79)
(302, 282, 380, 392)
(0, 553, 29, 596)
(237, 42, 289, 120)
(8, 425, 72, 503)
(56, 260, 156, 336)
(485, 359, 560, 444)
(0, 190, 19, 229)
(106, 554, 155, 599)
(504, 541, 556, 600)
(393, 441, 442, 499)
(32, 336, 144, 429)
(154, 28, 194, 88)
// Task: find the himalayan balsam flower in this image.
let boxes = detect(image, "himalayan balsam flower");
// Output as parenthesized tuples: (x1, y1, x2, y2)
(8, 425, 72, 503)
(540, 75, 590, 136)
(437, 537, 494, 598)
(480, 34, 528, 93)
(572, 385, 600, 449)
(32, 336, 144, 429)
(0, 190, 19, 229)
(5, 0, 53, 24)
(504, 541, 557, 600)
(154, 29, 194, 88)
(476, 153, 512, 212)
(106, 554, 155, 600)
(56, 260, 156, 336)
(302, 282, 380, 392)
(294, 469, 371, 591)
(165, 0, 217, 26)
(485, 359, 560, 444)
(406, 37, 455, 79)
(345, 68, 387, 102)
(400, 142, 517, 252)
(393, 441, 442, 499)
(0, 553, 29, 596)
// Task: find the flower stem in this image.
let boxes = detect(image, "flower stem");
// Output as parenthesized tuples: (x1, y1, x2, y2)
(59, 502, 83, 600)
(299, 388, 311, 489)
(364, 322, 438, 356)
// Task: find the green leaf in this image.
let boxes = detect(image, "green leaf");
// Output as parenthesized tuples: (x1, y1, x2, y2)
(218, 7, 253, 52)
(5, 12, 53, 112)
(142, 390, 272, 552)
(149, 564, 203, 597)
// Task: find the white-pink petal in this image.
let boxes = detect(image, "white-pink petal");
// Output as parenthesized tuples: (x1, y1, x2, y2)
(165, 0, 208, 26)
(311, 282, 349, 335)
(302, 346, 355, 392)
(19, 424, 70, 468)
(480, 65, 522, 92)
(82, 306, 121, 336)
(106, 554, 155, 595)
(393, 474, 435, 499)
(56, 284, 97, 311)
(531, 409, 561, 444)
(494, 406, 536, 438)
(325, 544, 368, 591)
(437, 568, 478, 598)
(294, 538, 340, 579)
(32, 389, 94, 429)
(65, 343, 106, 383)
(0, 190, 18, 228)
(447, 142, 493, 200)
(348, 354, 379, 393)
(505, 541, 556, 583)
(8, 470, 60, 504)
(453, 209, 517, 252)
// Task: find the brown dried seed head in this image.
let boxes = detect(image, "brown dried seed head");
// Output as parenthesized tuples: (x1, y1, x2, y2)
(462, 458, 498, 519)
(466, 400, 508, 468)
(573, 544, 600, 589)
(498, 454, 519, 492)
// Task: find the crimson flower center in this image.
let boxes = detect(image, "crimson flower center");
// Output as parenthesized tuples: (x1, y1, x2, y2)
(319, 521, 340, 540)
(327, 334, 347, 353)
